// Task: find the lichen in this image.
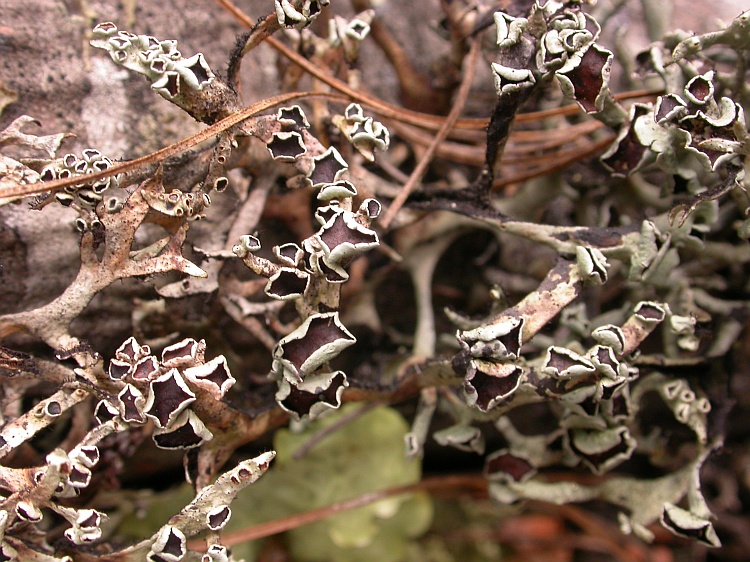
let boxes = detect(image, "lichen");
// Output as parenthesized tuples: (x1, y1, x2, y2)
(1, 1, 746, 559)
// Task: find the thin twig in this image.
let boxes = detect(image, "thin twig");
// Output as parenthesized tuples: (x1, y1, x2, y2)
(392, 120, 606, 167)
(379, 39, 481, 229)
(215, 0, 661, 131)
(492, 134, 615, 188)
(529, 501, 650, 562)
(1, 90, 349, 201)
(187, 474, 487, 550)
(292, 402, 378, 460)
(214, 0, 458, 130)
